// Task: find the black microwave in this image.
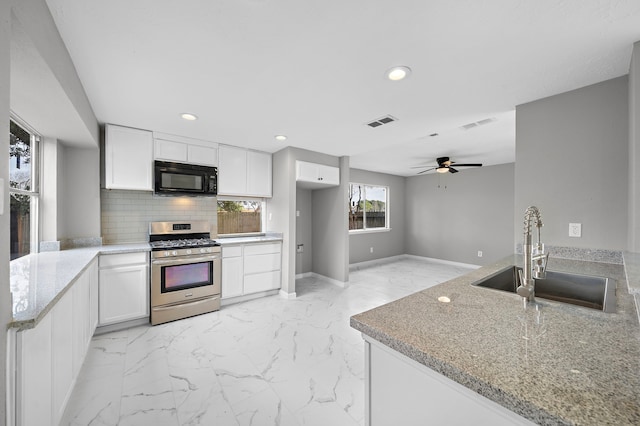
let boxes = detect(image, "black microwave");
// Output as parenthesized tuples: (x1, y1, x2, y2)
(154, 161, 217, 196)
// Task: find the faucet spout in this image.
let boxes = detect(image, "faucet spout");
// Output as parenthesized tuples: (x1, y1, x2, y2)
(518, 206, 548, 304)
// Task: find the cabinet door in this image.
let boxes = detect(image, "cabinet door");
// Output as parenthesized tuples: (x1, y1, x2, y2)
(188, 144, 218, 167)
(89, 260, 99, 335)
(99, 264, 149, 325)
(105, 124, 154, 191)
(218, 145, 248, 195)
(18, 314, 53, 426)
(246, 151, 272, 197)
(222, 256, 243, 299)
(296, 161, 318, 182)
(52, 292, 74, 425)
(318, 164, 340, 185)
(155, 139, 187, 162)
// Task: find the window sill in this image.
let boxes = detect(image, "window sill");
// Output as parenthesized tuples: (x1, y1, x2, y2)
(349, 228, 391, 235)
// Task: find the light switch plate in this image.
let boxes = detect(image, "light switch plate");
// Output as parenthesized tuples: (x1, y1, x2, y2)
(569, 223, 582, 237)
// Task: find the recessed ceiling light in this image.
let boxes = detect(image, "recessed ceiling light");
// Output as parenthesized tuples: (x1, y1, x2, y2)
(181, 113, 198, 121)
(437, 296, 451, 303)
(275, 135, 287, 141)
(386, 66, 411, 81)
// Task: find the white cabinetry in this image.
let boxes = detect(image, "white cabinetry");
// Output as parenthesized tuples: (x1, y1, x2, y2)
(17, 259, 98, 426)
(98, 252, 149, 326)
(218, 145, 272, 197)
(221, 242, 282, 302)
(296, 160, 340, 189)
(154, 133, 218, 167)
(364, 336, 536, 426)
(105, 124, 154, 191)
(222, 246, 243, 299)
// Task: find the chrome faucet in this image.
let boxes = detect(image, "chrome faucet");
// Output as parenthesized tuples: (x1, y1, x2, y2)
(517, 206, 549, 304)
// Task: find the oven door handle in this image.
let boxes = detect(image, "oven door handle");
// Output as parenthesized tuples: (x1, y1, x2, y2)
(151, 255, 220, 266)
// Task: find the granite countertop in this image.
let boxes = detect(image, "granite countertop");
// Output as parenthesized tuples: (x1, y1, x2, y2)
(216, 233, 283, 245)
(351, 255, 640, 426)
(9, 243, 150, 330)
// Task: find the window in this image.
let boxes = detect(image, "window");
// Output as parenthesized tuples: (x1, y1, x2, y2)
(217, 199, 264, 235)
(10, 118, 39, 260)
(349, 183, 389, 231)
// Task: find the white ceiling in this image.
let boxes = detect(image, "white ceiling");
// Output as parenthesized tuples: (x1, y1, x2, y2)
(44, 0, 640, 176)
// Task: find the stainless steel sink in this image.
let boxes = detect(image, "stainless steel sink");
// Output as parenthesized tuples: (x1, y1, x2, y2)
(472, 266, 616, 312)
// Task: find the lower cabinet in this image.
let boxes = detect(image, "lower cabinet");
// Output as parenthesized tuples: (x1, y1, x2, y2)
(221, 242, 282, 300)
(16, 258, 98, 426)
(98, 252, 149, 325)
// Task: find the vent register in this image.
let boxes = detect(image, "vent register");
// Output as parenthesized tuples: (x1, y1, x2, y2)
(366, 115, 397, 128)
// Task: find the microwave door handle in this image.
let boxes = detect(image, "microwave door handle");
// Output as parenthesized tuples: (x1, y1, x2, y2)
(152, 255, 220, 266)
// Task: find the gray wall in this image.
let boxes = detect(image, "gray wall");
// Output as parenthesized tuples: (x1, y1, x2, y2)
(405, 163, 515, 265)
(1, 0, 10, 421)
(630, 42, 640, 252)
(349, 168, 406, 264)
(312, 156, 350, 283)
(61, 146, 101, 239)
(295, 188, 313, 274)
(515, 76, 629, 250)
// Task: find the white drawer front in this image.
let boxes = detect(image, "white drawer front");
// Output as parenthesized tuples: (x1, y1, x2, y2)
(244, 242, 281, 256)
(99, 252, 148, 268)
(244, 271, 281, 294)
(244, 253, 281, 275)
(222, 246, 243, 258)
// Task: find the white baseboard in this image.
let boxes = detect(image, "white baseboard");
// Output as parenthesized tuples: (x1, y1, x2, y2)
(94, 317, 150, 335)
(349, 254, 407, 271)
(295, 272, 314, 279)
(279, 289, 297, 299)
(402, 254, 481, 269)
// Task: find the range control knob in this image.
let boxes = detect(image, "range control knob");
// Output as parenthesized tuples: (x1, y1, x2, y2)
(186, 249, 192, 255)
(164, 251, 171, 257)
(172, 250, 178, 256)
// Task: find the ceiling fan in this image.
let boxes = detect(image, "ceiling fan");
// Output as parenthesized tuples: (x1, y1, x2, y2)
(413, 157, 483, 174)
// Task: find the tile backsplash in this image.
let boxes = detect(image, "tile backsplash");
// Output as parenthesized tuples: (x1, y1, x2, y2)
(101, 189, 217, 244)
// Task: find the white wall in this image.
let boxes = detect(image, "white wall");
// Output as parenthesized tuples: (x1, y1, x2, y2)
(349, 168, 405, 264)
(405, 163, 515, 265)
(515, 76, 629, 251)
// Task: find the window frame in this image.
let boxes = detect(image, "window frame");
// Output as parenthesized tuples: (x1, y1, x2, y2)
(216, 196, 266, 237)
(348, 182, 390, 234)
(9, 113, 41, 258)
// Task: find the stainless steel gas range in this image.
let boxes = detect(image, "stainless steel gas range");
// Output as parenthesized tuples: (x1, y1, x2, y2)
(149, 221, 221, 325)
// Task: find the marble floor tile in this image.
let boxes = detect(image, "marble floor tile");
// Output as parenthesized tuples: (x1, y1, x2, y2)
(60, 257, 474, 425)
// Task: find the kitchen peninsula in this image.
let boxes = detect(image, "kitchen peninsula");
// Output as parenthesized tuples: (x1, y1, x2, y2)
(351, 254, 640, 425)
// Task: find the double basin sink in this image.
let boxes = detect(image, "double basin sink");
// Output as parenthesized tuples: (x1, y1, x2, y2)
(472, 266, 616, 313)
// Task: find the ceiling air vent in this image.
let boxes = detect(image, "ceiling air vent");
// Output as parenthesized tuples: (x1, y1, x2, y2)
(460, 117, 497, 131)
(366, 115, 398, 128)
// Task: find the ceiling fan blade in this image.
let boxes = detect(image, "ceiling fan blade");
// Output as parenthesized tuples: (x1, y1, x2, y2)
(410, 165, 434, 169)
(451, 163, 483, 167)
(417, 167, 436, 174)
(448, 167, 459, 173)
(436, 156, 450, 166)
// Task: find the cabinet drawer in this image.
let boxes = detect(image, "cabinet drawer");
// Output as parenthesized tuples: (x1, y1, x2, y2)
(222, 246, 243, 258)
(244, 253, 281, 275)
(243, 242, 281, 256)
(99, 252, 148, 268)
(244, 270, 281, 294)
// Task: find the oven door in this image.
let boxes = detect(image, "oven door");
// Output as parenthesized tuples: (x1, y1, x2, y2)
(151, 254, 221, 307)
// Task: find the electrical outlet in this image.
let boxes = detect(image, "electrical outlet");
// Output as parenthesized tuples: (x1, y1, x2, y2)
(370, 247, 374, 253)
(477, 251, 483, 258)
(296, 210, 300, 217)
(569, 223, 582, 238)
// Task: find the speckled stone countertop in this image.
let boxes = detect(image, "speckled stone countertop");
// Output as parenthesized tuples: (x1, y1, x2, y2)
(351, 255, 640, 426)
(9, 243, 150, 330)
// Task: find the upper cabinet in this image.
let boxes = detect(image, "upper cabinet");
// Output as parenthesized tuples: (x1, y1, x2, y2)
(153, 132, 218, 167)
(296, 160, 340, 189)
(105, 124, 154, 191)
(219, 145, 272, 197)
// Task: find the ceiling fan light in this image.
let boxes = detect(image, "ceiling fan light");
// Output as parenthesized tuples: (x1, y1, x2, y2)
(436, 167, 449, 173)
